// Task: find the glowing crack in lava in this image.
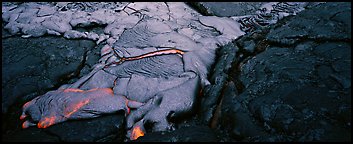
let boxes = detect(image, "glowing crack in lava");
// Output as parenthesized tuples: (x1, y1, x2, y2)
(105, 48, 185, 67)
(63, 88, 84, 93)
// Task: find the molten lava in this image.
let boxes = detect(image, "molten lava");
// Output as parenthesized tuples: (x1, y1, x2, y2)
(38, 116, 57, 128)
(22, 121, 28, 129)
(22, 121, 35, 129)
(131, 125, 145, 140)
(20, 114, 26, 120)
(65, 99, 90, 118)
(105, 48, 185, 67)
(63, 88, 84, 93)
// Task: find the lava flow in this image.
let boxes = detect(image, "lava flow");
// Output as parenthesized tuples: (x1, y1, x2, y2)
(105, 48, 185, 67)
(20, 87, 129, 129)
(64, 99, 90, 118)
(38, 116, 58, 128)
(131, 125, 145, 140)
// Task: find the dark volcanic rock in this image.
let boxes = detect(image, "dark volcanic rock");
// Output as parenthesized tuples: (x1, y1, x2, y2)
(219, 81, 264, 141)
(3, 114, 125, 142)
(204, 2, 350, 142)
(2, 35, 98, 142)
(241, 3, 351, 141)
(134, 126, 218, 142)
(200, 42, 238, 124)
(265, 2, 351, 46)
(46, 114, 126, 142)
(3, 127, 60, 142)
(2, 36, 96, 113)
(189, 2, 265, 17)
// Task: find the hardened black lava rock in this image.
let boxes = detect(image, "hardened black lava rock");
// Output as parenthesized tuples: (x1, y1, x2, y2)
(2, 35, 96, 113)
(188, 2, 265, 17)
(2, 127, 60, 142)
(209, 2, 350, 142)
(45, 114, 126, 142)
(2, 30, 99, 142)
(134, 126, 218, 142)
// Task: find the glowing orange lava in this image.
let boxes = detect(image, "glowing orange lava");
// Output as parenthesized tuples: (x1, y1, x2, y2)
(105, 48, 185, 67)
(22, 121, 32, 129)
(65, 99, 90, 118)
(22, 121, 27, 129)
(20, 114, 26, 120)
(38, 116, 57, 128)
(131, 125, 145, 140)
(63, 88, 84, 93)
(126, 49, 185, 61)
(86, 88, 99, 92)
(21, 88, 121, 129)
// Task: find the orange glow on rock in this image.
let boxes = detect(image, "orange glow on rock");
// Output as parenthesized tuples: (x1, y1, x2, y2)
(105, 48, 185, 67)
(22, 121, 36, 129)
(100, 88, 114, 95)
(63, 88, 84, 93)
(22, 100, 33, 109)
(86, 88, 99, 92)
(22, 122, 27, 129)
(20, 114, 26, 120)
(114, 78, 118, 86)
(38, 116, 57, 128)
(65, 99, 90, 118)
(21, 88, 120, 129)
(199, 88, 203, 97)
(125, 100, 130, 114)
(131, 125, 145, 140)
(126, 49, 185, 61)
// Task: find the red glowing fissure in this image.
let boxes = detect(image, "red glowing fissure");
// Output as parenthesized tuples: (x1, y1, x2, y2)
(105, 48, 185, 68)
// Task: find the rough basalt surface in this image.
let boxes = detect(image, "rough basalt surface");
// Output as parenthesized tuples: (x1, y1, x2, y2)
(45, 114, 126, 142)
(2, 35, 97, 113)
(202, 2, 351, 142)
(188, 2, 266, 17)
(135, 126, 218, 142)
